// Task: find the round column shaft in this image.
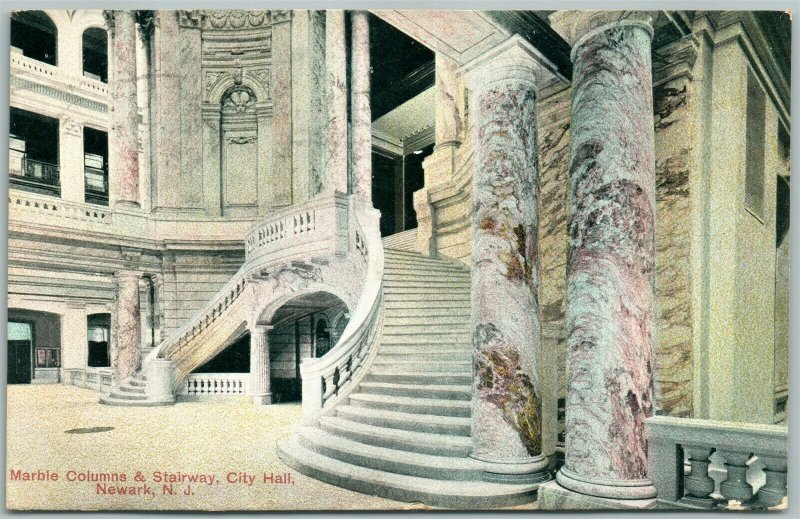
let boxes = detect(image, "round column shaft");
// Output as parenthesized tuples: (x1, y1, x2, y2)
(250, 325, 273, 405)
(108, 10, 141, 208)
(464, 36, 556, 484)
(556, 13, 657, 500)
(350, 11, 372, 205)
(325, 10, 348, 195)
(114, 270, 142, 382)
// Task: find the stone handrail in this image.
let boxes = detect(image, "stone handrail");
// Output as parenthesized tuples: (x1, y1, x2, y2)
(299, 204, 384, 421)
(179, 373, 249, 396)
(148, 194, 352, 368)
(646, 415, 788, 509)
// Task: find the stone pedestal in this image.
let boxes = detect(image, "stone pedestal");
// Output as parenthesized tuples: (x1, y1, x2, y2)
(143, 358, 176, 404)
(250, 324, 273, 405)
(350, 11, 372, 205)
(325, 10, 348, 195)
(113, 270, 142, 382)
(106, 10, 140, 208)
(60, 302, 88, 370)
(461, 36, 560, 485)
(542, 11, 658, 507)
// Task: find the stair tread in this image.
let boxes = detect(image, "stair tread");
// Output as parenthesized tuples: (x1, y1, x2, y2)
(278, 436, 538, 507)
(359, 382, 471, 393)
(321, 416, 470, 448)
(298, 426, 483, 472)
(349, 393, 471, 409)
(336, 405, 471, 427)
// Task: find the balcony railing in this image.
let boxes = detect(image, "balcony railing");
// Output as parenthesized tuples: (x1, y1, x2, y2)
(84, 165, 109, 206)
(9, 151, 60, 196)
(646, 416, 788, 510)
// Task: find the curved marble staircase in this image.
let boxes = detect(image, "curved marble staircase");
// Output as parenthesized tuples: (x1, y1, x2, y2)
(277, 247, 543, 508)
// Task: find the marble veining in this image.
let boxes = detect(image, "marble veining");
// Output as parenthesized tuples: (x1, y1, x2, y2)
(470, 74, 543, 461)
(564, 22, 656, 482)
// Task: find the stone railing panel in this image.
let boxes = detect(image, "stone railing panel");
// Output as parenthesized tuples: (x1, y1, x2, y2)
(646, 416, 788, 509)
(179, 373, 249, 397)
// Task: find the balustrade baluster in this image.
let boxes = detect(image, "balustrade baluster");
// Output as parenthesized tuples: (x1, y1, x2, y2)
(682, 446, 716, 506)
(719, 451, 755, 503)
(322, 372, 337, 403)
(755, 456, 787, 507)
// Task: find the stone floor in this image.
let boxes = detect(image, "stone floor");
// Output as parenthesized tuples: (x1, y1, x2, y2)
(7, 384, 538, 511)
(6, 385, 403, 511)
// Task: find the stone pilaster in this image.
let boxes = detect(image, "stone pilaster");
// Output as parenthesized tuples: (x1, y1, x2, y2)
(113, 270, 142, 382)
(350, 11, 372, 205)
(544, 11, 658, 505)
(325, 10, 349, 196)
(462, 35, 558, 484)
(250, 324, 273, 405)
(106, 10, 141, 208)
(270, 11, 293, 208)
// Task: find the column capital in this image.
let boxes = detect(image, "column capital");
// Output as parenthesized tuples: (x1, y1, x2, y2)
(549, 11, 655, 62)
(461, 34, 565, 93)
(252, 323, 274, 335)
(177, 10, 204, 28)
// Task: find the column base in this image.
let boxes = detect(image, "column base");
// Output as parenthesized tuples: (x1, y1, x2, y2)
(252, 393, 272, 405)
(556, 466, 657, 499)
(114, 200, 141, 209)
(539, 480, 657, 510)
(471, 452, 551, 485)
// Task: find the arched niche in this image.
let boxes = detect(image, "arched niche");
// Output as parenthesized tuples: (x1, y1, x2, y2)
(82, 26, 108, 82)
(202, 79, 269, 218)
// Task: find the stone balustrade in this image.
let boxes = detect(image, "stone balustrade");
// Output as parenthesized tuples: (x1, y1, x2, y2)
(62, 367, 114, 392)
(646, 415, 788, 510)
(179, 373, 249, 397)
(11, 51, 110, 104)
(244, 192, 350, 264)
(10, 190, 114, 225)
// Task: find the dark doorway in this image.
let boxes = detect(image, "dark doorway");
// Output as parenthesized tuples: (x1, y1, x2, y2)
(372, 151, 400, 237)
(82, 27, 108, 82)
(8, 321, 33, 384)
(314, 320, 331, 358)
(87, 313, 111, 368)
(403, 143, 434, 230)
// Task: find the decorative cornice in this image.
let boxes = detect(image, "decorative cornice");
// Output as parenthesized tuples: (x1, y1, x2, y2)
(11, 77, 108, 113)
(205, 10, 271, 29)
(271, 10, 292, 25)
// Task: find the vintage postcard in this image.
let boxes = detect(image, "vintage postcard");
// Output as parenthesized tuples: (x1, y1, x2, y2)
(5, 7, 791, 512)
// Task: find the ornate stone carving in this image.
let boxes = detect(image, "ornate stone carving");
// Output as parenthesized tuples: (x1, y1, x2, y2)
(206, 10, 269, 29)
(270, 10, 292, 24)
(135, 10, 155, 41)
(61, 117, 82, 137)
(204, 71, 227, 100)
(102, 10, 115, 30)
(251, 69, 271, 99)
(177, 10, 204, 28)
(227, 135, 257, 145)
(222, 85, 256, 113)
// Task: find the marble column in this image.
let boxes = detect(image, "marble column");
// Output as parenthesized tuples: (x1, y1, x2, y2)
(462, 36, 558, 484)
(250, 324, 273, 405)
(113, 270, 142, 382)
(325, 10, 349, 196)
(350, 11, 372, 205)
(550, 11, 658, 503)
(105, 10, 140, 208)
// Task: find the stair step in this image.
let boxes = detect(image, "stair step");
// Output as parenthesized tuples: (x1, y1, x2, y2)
(377, 345, 471, 355)
(349, 393, 471, 417)
(98, 396, 171, 407)
(385, 287, 470, 295)
(118, 385, 146, 394)
(380, 330, 469, 339)
(319, 416, 471, 456)
(382, 307, 470, 318)
(358, 381, 471, 400)
(383, 280, 470, 289)
(382, 316, 470, 327)
(385, 293, 470, 303)
(383, 269, 469, 279)
(371, 360, 471, 373)
(277, 436, 539, 509)
(297, 426, 484, 481)
(336, 405, 471, 436)
(376, 351, 470, 362)
(380, 337, 470, 347)
(366, 371, 472, 385)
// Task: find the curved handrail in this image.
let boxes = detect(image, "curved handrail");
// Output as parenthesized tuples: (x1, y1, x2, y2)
(299, 202, 384, 420)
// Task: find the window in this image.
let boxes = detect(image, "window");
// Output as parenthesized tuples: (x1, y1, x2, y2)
(10, 11, 57, 66)
(82, 27, 108, 83)
(744, 68, 766, 220)
(87, 314, 111, 368)
(9, 107, 60, 196)
(83, 127, 109, 205)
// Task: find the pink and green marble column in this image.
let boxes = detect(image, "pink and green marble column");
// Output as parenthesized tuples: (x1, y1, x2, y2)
(549, 11, 658, 503)
(104, 10, 141, 208)
(350, 11, 372, 205)
(325, 10, 348, 196)
(113, 270, 142, 382)
(463, 36, 561, 484)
